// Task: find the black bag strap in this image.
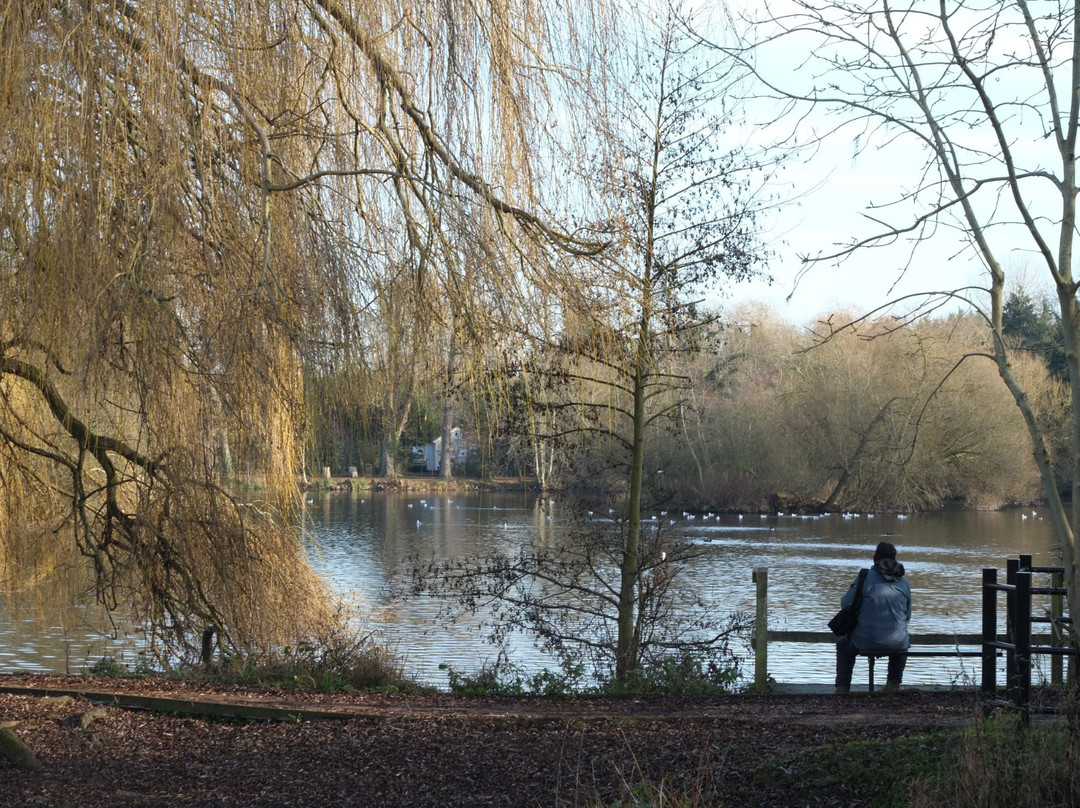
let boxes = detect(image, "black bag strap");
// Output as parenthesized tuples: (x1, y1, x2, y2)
(851, 568, 869, 611)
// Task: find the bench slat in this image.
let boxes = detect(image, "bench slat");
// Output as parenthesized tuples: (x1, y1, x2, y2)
(763, 630, 1051, 646)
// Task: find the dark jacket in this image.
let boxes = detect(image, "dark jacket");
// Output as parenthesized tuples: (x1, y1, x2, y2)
(841, 558, 911, 653)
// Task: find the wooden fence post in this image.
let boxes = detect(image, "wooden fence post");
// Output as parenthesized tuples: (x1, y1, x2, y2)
(1014, 571, 1032, 723)
(1006, 557, 1018, 691)
(753, 567, 769, 692)
(981, 567, 997, 698)
(1052, 569, 1064, 687)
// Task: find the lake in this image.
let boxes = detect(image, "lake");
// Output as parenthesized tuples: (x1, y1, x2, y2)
(0, 490, 1064, 689)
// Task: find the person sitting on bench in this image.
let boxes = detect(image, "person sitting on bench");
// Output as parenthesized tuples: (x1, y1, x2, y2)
(835, 541, 911, 694)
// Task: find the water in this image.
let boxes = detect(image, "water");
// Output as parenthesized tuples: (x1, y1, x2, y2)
(0, 492, 1063, 688)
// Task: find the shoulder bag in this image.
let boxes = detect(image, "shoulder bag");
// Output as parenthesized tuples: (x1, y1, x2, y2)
(827, 568, 869, 636)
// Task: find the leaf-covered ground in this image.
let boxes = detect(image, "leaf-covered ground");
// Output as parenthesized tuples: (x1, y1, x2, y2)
(0, 675, 977, 807)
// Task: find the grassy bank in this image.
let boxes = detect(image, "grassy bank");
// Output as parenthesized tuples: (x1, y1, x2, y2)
(746, 712, 1079, 808)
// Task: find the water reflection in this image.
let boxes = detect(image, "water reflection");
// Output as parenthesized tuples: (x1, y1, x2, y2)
(305, 494, 1061, 687)
(307, 491, 561, 682)
(1, 492, 1063, 688)
(0, 597, 144, 674)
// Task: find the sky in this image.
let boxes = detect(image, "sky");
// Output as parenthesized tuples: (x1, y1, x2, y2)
(706, 0, 1060, 328)
(720, 139, 990, 326)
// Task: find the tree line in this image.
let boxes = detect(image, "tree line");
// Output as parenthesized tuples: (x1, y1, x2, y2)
(307, 296, 1061, 515)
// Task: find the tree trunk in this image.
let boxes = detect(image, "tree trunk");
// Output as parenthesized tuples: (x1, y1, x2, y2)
(378, 444, 397, 478)
(678, 401, 705, 489)
(822, 401, 895, 512)
(616, 357, 647, 681)
(616, 247, 655, 680)
(439, 333, 455, 480)
(378, 399, 412, 478)
(438, 407, 453, 479)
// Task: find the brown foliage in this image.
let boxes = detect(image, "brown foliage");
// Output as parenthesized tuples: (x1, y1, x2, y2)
(0, 0, 604, 657)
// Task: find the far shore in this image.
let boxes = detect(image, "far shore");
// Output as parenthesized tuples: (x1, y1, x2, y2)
(302, 474, 542, 493)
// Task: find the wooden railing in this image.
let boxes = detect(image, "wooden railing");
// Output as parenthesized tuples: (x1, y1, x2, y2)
(753, 567, 989, 692)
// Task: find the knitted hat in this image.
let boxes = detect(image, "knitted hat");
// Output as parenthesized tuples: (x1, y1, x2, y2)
(874, 541, 897, 561)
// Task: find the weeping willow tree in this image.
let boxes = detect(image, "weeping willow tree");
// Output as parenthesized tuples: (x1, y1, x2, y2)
(0, 0, 606, 661)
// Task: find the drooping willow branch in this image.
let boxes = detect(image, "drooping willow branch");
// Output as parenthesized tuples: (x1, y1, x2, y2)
(0, 352, 239, 640)
(311, 0, 608, 257)
(0, 357, 158, 476)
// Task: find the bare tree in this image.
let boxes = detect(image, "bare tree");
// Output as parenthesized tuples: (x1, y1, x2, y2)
(716, 1, 1080, 642)
(416, 0, 774, 683)
(558, 1, 771, 680)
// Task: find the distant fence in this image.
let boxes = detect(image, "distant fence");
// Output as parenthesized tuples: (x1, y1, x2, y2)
(752, 559, 1075, 705)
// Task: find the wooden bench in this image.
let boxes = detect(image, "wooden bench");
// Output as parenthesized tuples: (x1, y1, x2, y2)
(755, 627, 986, 691)
(863, 647, 986, 691)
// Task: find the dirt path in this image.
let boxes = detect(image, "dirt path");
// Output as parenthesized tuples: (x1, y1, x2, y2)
(0, 674, 980, 807)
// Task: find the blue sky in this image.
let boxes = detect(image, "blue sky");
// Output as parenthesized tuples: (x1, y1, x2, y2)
(722, 137, 990, 326)
(712, 0, 1061, 328)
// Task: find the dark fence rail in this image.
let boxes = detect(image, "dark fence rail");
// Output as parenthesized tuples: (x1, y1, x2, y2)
(982, 554, 1075, 720)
